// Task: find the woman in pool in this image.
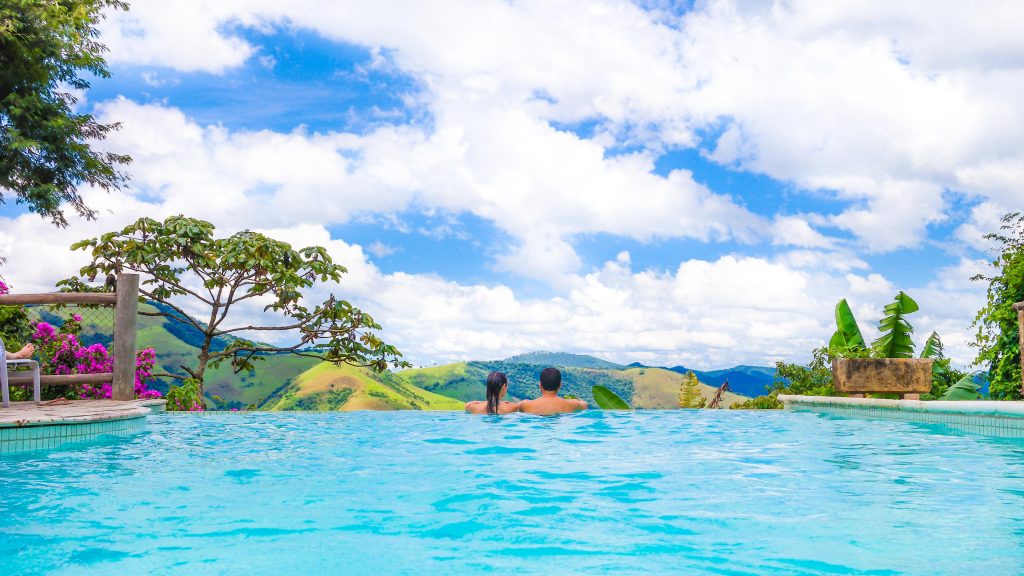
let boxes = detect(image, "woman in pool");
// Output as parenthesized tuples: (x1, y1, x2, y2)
(465, 371, 519, 414)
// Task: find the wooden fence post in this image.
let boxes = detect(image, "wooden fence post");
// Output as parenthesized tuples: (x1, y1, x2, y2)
(1015, 302, 1024, 397)
(112, 273, 140, 401)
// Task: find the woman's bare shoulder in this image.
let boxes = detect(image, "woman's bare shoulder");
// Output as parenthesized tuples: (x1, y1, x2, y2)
(499, 401, 520, 414)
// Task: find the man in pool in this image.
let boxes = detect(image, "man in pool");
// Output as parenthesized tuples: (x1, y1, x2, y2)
(518, 367, 588, 415)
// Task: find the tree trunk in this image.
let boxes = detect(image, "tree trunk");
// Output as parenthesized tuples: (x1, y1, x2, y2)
(195, 340, 212, 409)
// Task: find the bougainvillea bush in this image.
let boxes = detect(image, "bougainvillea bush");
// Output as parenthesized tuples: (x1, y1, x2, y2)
(29, 312, 161, 400)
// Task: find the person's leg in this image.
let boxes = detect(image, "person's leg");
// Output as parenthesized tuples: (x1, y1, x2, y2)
(7, 344, 34, 360)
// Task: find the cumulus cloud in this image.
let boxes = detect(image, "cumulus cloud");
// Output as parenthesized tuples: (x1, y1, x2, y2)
(4, 0, 1013, 369)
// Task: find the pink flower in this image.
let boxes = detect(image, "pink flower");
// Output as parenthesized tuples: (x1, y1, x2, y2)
(32, 322, 57, 343)
(72, 314, 83, 322)
(0, 281, 8, 294)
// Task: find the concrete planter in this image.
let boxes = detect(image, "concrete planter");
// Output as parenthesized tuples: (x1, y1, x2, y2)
(832, 358, 933, 400)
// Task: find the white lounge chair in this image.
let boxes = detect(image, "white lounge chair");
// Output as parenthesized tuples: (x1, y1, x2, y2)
(1, 339, 40, 408)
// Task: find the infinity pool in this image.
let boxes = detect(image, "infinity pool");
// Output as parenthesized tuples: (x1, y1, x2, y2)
(2, 411, 1023, 575)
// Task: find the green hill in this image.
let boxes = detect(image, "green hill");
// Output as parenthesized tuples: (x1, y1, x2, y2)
(49, 304, 751, 411)
(396, 362, 748, 409)
(502, 351, 626, 370)
(396, 362, 492, 401)
(622, 367, 747, 408)
(264, 362, 464, 411)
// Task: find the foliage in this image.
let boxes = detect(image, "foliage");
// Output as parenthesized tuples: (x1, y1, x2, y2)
(829, 299, 866, 351)
(0, 0, 130, 227)
(871, 291, 920, 358)
(25, 311, 160, 400)
(165, 379, 203, 412)
(918, 332, 967, 399)
(677, 371, 703, 409)
(939, 372, 983, 401)
(0, 279, 31, 350)
(971, 211, 1024, 400)
(593, 385, 630, 409)
(61, 215, 409, 406)
(732, 347, 840, 410)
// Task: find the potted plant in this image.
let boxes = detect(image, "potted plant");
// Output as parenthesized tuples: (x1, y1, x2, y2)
(829, 292, 934, 400)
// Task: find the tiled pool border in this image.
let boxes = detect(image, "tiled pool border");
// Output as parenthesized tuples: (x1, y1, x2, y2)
(0, 400, 165, 454)
(779, 395, 1024, 439)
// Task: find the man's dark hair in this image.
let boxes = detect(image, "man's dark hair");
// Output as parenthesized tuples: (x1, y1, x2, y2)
(540, 367, 562, 391)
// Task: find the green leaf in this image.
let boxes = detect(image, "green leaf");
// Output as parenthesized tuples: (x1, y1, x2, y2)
(920, 331, 944, 359)
(593, 385, 630, 410)
(832, 299, 865, 350)
(871, 291, 919, 358)
(939, 373, 982, 401)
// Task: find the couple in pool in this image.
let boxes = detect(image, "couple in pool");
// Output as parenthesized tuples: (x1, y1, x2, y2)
(465, 367, 588, 415)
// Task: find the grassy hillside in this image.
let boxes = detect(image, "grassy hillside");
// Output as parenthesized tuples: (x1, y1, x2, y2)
(38, 305, 754, 411)
(396, 362, 748, 409)
(265, 362, 464, 411)
(621, 367, 747, 409)
(501, 351, 626, 370)
(396, 362, 492, 401)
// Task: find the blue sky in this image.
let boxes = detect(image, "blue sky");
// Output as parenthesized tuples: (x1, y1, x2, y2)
(3, 1, 1019, 368)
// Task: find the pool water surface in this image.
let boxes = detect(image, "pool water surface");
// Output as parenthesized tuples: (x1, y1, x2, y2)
(1, 410, 1022, 575)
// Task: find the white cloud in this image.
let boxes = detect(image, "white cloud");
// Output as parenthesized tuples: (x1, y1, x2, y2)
(5, 0, 1012, 370)
(96, 0, 1024, 254)
(366, 241, 397, 258)
(89, 97, 767, 283)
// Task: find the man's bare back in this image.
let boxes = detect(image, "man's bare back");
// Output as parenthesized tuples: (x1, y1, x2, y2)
(518, 367, 587, 415)
(519, 393, 586, 415)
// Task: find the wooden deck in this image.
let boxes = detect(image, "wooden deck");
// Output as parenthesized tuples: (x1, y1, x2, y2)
(0, 399, 165, 427)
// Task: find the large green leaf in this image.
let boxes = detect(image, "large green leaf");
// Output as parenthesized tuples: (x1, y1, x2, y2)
(872, 291, 919, 358)
(920, 331, 944, 359)
(593, 385, 631, 410)
(920, 331, 948, 388)
(939, 373, 982, 401)
(831, 299, 866, 351)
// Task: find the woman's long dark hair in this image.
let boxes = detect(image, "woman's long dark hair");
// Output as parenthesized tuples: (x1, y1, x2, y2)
(485, 371, 508, 414)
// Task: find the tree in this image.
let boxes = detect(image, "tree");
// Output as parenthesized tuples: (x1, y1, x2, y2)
(0, 0, 130, 227)
(60, 215, 409, 406)
(678, 371, 703, 409)
(972, 211, 1024, 400)
(732, 347, 837, 410)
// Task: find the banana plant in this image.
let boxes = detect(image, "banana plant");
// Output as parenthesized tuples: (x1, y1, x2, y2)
(939, 372, 982, 400)
(829, 299, 866, 351)
(592, 385, 631, 409)
(920, 331, 948, 386)
(871, 291, 919, 358)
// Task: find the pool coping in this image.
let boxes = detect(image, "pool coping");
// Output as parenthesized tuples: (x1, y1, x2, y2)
(778, 395, 1024, 438)
(0, 399, 165, 454)
(0, 399, 166, 428)
(777, 395, 1024, 418)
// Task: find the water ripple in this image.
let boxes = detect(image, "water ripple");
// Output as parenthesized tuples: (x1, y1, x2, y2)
(0, 410, 1022, 575)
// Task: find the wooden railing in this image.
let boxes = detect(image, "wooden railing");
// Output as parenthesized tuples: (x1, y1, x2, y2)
(0, 273, 139, 401)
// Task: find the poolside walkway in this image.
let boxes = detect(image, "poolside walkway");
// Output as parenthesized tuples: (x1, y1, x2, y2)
(0, 399, 164, 427)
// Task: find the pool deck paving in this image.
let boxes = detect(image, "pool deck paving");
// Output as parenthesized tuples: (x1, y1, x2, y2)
(0, 399, 165, 428)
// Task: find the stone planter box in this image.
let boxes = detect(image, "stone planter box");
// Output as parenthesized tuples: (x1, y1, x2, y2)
(832, 358, 933, 400)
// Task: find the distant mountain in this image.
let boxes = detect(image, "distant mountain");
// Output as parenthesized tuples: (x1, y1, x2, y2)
(396, 360, 751, 409)
(65, 301, 767, 409)
(502, 351, 626, 370)
(666, 365, 776, 398)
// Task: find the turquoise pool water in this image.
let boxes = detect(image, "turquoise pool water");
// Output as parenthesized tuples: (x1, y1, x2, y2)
(2, 410, 1023, 575)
